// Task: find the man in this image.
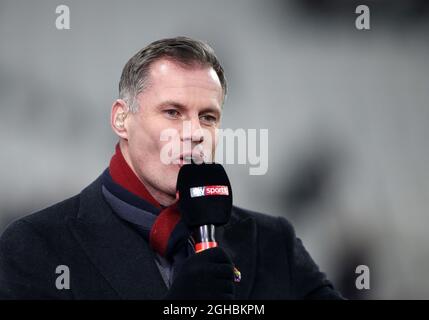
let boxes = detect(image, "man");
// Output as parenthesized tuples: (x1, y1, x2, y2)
(0, 37, 343, 299)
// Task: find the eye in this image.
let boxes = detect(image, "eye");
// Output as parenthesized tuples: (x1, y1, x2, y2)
(200, 114, 218, 125)
(164, 109, 181, 119)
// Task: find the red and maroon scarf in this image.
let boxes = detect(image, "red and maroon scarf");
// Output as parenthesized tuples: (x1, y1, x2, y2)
(104, 143, 192, 259)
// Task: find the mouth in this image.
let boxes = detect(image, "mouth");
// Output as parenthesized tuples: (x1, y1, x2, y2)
(177, 153, 204, 167)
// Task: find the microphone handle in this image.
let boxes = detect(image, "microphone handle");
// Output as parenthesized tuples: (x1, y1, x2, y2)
(193, 224, 217, 253)
(192, 224, 242, 283)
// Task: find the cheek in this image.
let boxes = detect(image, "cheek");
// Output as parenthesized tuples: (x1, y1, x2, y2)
(126, 134, 159, 173)
(207, 128, 218, 149)
(198, 128, 218, 160)
(212, 129, 219, 149)
(145, 123, 183, 166)
(132, 122, 163, 151)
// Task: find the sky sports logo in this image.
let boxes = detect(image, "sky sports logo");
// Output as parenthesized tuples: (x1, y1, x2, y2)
(190, 185, 229, 198)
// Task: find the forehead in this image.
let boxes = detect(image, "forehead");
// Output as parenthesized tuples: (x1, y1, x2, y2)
(145, 58, 223, 102)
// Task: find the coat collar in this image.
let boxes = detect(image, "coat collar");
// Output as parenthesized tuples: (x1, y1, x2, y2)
(67, 173, 257, 299)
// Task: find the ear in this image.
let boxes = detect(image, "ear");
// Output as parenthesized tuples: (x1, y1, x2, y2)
(111, 99, 130, 140)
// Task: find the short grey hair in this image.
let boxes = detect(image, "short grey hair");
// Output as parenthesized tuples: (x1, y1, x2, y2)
(118, 36, 227, 113)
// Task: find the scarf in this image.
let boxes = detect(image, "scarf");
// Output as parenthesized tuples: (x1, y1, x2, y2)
(101, 143, 193, 262)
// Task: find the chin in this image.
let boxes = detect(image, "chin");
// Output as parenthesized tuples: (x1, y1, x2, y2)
(160, 176, 178, 195)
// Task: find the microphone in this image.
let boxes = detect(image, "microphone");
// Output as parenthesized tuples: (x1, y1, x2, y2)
(176, 161, 241, 282)
(176, 162, 232, 253)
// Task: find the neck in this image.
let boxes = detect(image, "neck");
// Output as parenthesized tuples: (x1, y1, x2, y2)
(118, 140, 176, 207)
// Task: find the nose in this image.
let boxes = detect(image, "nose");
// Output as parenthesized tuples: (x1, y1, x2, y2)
(181, 116, 204, 144)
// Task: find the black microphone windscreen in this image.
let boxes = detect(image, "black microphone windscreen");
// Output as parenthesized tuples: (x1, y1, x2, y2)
(176, 162, 232, 228)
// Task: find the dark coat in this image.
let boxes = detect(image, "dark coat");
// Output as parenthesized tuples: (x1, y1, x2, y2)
(0, 174, 343, 299)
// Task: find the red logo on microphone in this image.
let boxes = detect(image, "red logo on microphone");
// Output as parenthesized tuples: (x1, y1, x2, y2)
(190, 185, 229, 198)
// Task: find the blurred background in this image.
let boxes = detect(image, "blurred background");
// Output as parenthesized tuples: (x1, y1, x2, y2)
(1, 0, 429, 299)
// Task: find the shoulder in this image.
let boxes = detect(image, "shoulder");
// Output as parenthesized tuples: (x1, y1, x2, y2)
(0, 192, 83, 285)
(232, 206, 293, 228)
(231, 205, 296, 240)
(0, 194, 81, 252)
(2, 172, 107, 239)
(3, 194, 80, 236)
(0, 195, 81, 299)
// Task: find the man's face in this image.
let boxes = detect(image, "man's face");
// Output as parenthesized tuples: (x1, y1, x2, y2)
(122, 59, 223, 205)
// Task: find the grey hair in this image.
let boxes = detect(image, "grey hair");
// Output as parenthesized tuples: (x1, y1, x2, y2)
(118, 36, 227, 113)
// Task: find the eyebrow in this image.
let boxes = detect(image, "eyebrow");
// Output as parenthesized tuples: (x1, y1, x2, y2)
(157, 100, 221, 117)
(157, 100, 187, 110)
